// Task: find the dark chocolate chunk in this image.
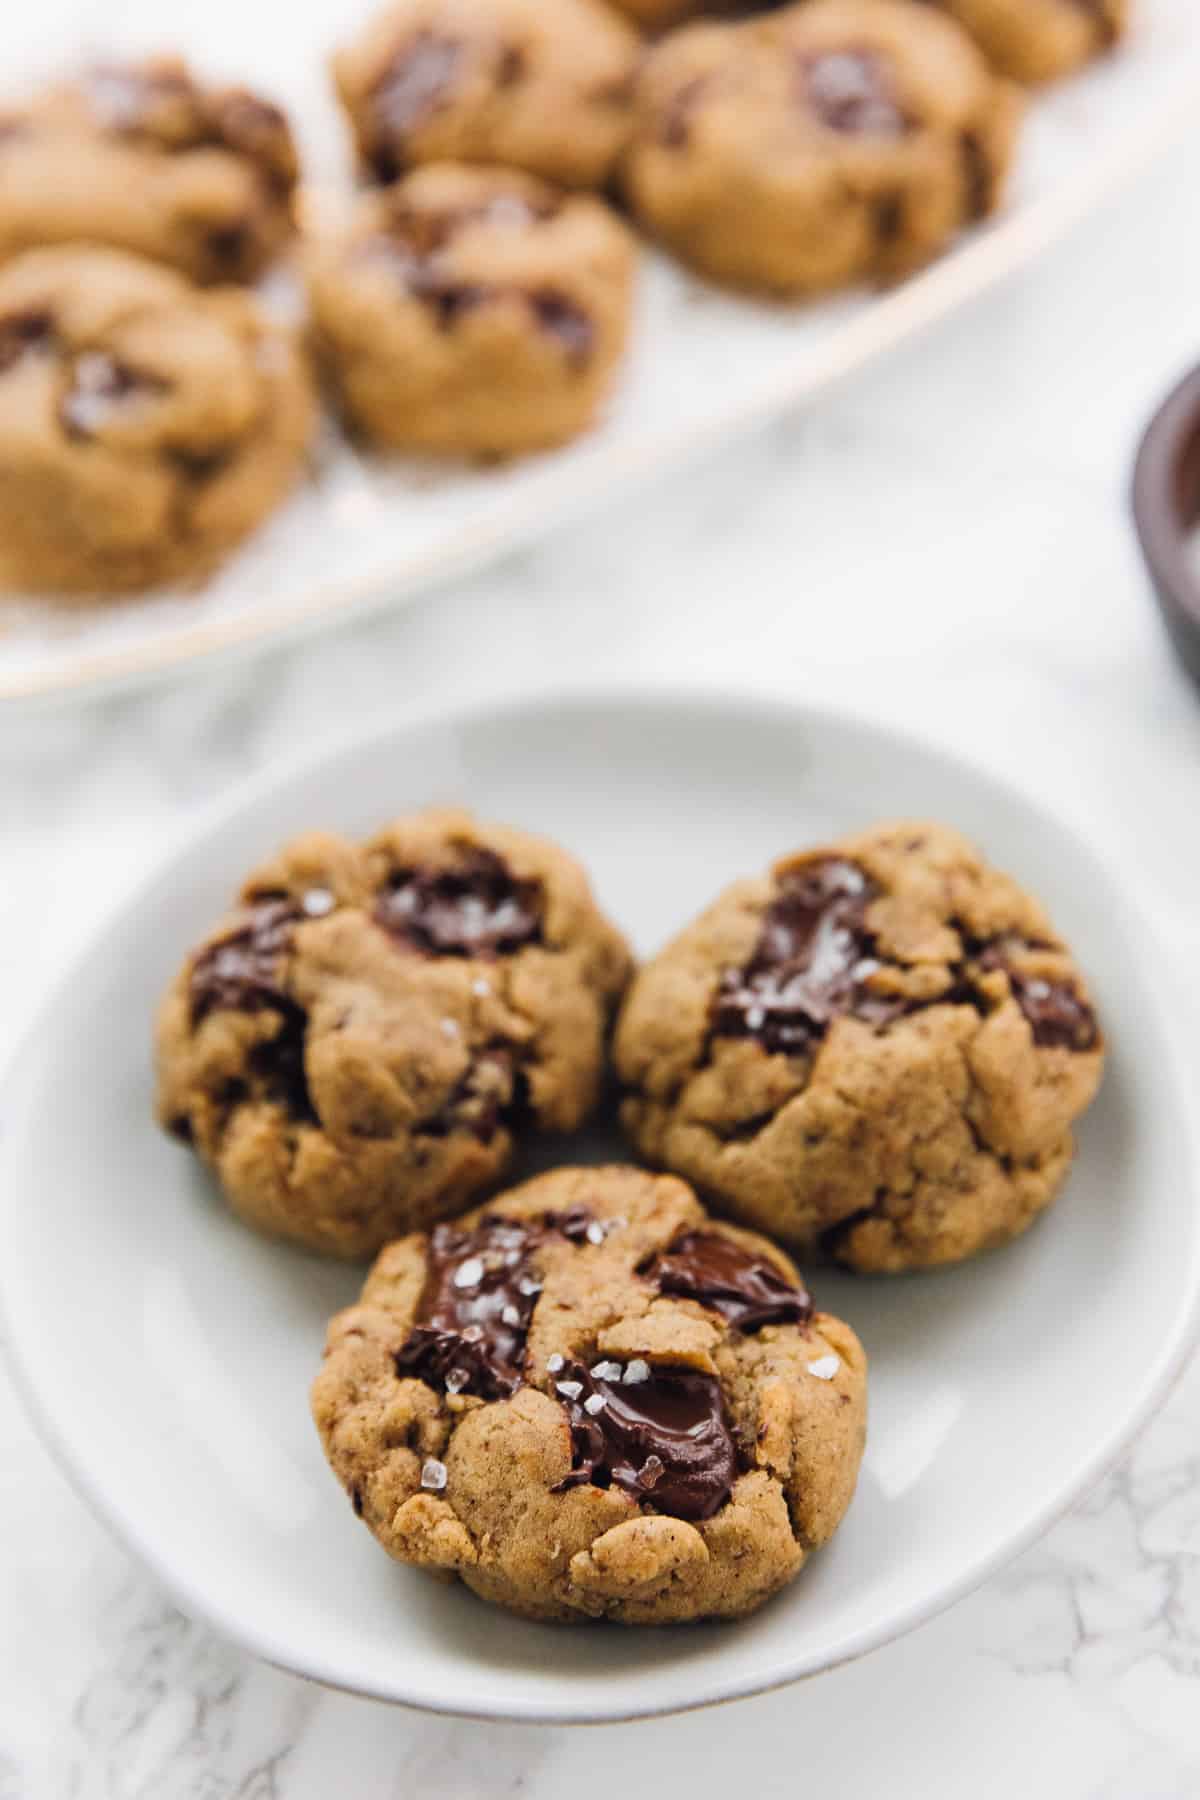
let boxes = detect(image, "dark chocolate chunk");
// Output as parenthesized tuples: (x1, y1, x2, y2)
(1007, 971, 1098, 1050)
(59, 352, 165, 439)
(395, 1214, 548, 1399)
(973, 937, 1099, 1051)
(0, 310, 52, 374)
(713, 857, 901, 1055)
(206, 222, 252, 271)
(553, 1360, 738, 1521)
(374, 848, 542, 958)
(248, 1006, 316, 1123)
(959, 130, 992, 221)
(189, 896, 317, 1121)
(549, 1204, 596, 1244)
(421, 1044, 529, 1143)
(528, 291, 593, 367)
(800, 49, 909, 137)
(189, 895, 299, 1023)
(659, 74, 711, 150)
(642, 1230, 811, 1331)
(369, 32, 463, 169)
(207, 89, 295, 192)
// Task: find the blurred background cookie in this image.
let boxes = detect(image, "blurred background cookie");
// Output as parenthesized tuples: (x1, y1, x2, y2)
(0, 246, 312, 596)
(919, 0, 1128, 84)
(616, 819, 1104, 1272)
(312, 1165, 867, 1624)
(156, 809, 631, 1257)
(0, 57, 298, 285)
(307, 164, 636, 456)
(332, 0, 639, 191)
(623, 0, 1020, 294)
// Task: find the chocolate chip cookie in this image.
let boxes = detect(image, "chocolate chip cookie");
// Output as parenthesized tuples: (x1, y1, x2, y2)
(921, 0, 1128, 84)
(312, 1165, 867, 1623)
(616, 821, 1104, 1273)
(332, 0, 639, 191)
(0, 58, 298, 286)
(623, 0, 1021, 294)
(156, 811, 631, 1258)
(307, 164, 635, 457)
(0, 247, 313, 596)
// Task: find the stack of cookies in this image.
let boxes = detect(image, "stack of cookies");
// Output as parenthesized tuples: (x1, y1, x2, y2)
(156, 807, 1104, 1626)
(0, 0, 1127, 597)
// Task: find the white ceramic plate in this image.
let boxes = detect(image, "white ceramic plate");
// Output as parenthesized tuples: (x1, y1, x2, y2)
(2, 684, 1198, 1722)
(3, 0, 1200, 702)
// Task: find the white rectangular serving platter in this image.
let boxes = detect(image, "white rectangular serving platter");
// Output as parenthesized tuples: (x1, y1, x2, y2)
(2, 0, 1198, 701)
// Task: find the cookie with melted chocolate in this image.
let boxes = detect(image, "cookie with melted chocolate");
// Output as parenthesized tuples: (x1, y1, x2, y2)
(0, 246, 312, 597)
(155, 809, 631, 1256)
(306, 164, 635, 457)
(616, 819, 1105, 1273)
(332, 0, 638, 192)
(623, 0, 1021, 295)
(0, 56, 297, 285)
(312, 1166, 867, 1624)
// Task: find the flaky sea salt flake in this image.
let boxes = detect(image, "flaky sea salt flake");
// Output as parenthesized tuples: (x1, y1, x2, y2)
(453, 1257, 485, 1289)
(420, 1458, 448, 1491)
(807, 1354, 840, 1381)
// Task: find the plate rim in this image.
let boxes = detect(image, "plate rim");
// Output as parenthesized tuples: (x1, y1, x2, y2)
(3, 15, 1198, 707)
(3, 675, 1199, 1724)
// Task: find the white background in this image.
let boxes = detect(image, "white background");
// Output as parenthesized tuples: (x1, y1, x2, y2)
(2, 109, 1200, 1800)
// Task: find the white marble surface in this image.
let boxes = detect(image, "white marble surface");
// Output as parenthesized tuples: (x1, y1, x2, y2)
(3, 119, 1200, 1800)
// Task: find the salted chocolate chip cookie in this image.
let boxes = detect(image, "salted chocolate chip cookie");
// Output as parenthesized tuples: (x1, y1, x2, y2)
(156, 811, 631, 1258)
(332, 0, 639, 191)
(312, 1165, 867, 1623)
(0, 247, 313, 596)
(921, 0, 1128, 84)
(307, 164, 635, 457)
(616, 821, 1104, 1274)
(0, 58, 297, 285)
(623, 0, 1020, 294)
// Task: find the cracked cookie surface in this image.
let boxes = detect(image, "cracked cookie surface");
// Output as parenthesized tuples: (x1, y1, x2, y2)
(0, 57, 297, 285)
(0, 246, 313, 596)
(918, 0, 1128, 84)
(312, 1165, 867, 1623)
(307, 164, 635, 456)
(615, 820, 1104, 1273)
(156, 810, 631, 1257)
(332, 0, 639, 191)
(622, 0, 1020, 295)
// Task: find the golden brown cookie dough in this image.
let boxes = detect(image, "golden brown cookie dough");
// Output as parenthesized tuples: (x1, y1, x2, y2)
(307, 164, 635, 458)
(0, 247, 313, 597)
(332, 0, 639, 190)
(623, 0, 1021, 295)
(921, 0, 1128, 84)
(0, 58, 298, 285)
(616, 821, 1105, 1274)
(312, 1165, 867, 1624)
(156, 811, 631, 1258)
